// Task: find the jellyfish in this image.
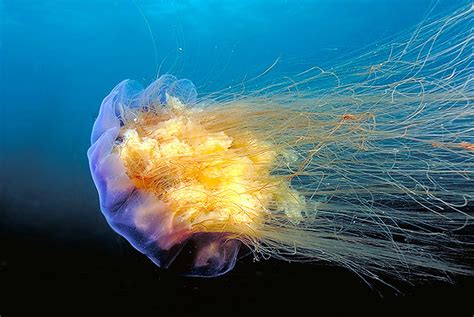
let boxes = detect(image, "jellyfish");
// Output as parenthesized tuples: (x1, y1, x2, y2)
(87, 4, 473, 282)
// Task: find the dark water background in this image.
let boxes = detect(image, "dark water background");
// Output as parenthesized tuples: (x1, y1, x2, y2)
(1, 0, 472, 315)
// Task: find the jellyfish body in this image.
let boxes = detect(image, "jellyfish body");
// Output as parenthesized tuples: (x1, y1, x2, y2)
(88, 5, 474, 282)
(88, 75, 241, 276)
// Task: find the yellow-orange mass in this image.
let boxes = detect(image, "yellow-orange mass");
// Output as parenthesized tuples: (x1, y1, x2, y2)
(117, 96, 305, 237)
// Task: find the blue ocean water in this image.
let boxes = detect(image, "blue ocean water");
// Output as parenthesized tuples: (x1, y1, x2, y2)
(0, 0, 464, 236)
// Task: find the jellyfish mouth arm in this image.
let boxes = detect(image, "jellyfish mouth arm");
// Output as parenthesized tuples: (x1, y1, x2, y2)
(115, 97, 308, 236)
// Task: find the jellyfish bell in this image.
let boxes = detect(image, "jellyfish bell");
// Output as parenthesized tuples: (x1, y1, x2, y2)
(88, 4, 474, 282)
(88, 75, 245, 276)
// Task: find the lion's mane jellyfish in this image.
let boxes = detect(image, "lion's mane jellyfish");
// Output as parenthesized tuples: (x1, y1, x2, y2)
(88, 5, 473, 281)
